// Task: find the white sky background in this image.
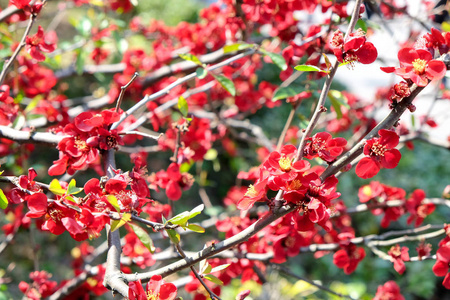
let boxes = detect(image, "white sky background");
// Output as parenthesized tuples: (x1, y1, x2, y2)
(294, 0, 450, 141)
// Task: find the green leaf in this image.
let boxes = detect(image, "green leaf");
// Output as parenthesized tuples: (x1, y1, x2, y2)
(204, 274, 223, 286)
(67, 179, 83, 195)
(199, 259, 212, 275)
(355, 18, 368, 33)
(272, 85, 305, 101)
(328, 90, 349, 119)
(178, 96, 189, 117)
(189, 204, 204, 219)
(76, 49, 86, 75)
(130, 224, 156, 253)
(322, 53, 331, 71)
(0, 189, 8, 209)
(210, 264, 230, 273)
(65, 195, 78, 204)
(411, 114, 416, 127)
(179, 53, 201, 65)
(214, 75, 236, 96)
(168, 211, 190, 226)
(166, 228, 180, 244)
(186, 223, 205, 233)
(24, 95, 43, 114)
(260, 49, 287, 70)
(111, 213, 131, 231)
(223, 43, 253, 53)
(294, 65, 329, 73)
(49, 179, 66, 196)
(106, 195, 121, 213)
(196, 67, 208, 79)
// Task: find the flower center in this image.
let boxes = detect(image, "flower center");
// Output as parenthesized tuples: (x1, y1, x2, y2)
(370, 142, 387, 157)
(311, 138, 326, 152)
(75, 139, 89, 151)
(412, 58, 427, 74)
(245, 185, 258, 198)
(147, 292, 160, 300)
(284, 236, 295, 248)
(308, 185, 321, 197)
(278, 156, 292, 172)
(288, 179, 302, 190)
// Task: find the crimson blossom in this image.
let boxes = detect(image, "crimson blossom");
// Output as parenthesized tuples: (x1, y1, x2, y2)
(380, 47, 446, 87)
(388, 244, 410, 275)
(332, 233, 366, 274)
(355, 129, 401, 179)
(25, 26, 56, 61)
(373, 281, 405, 300)
(329, 28, 378, 66)
(128, 276, 178, 300)
(433, 229, 450, 289)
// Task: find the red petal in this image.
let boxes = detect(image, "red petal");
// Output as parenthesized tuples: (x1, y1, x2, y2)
(416, 49, 433, 61)
(166, 180, 182, 201)
(381, 149, 401, 169)
(355, 157, 380, 179)
(398, 48, 419, 66)
(380, 66, 396, 73)
(378, 129, 400, 148)
(426, 60, 447, 80)
(355, 42, 378, 64)
(433, 260, 449, 277)
(26, 193, 47, 218)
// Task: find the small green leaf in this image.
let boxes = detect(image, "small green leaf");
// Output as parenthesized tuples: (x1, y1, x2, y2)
(260, 49, 287, 70)
(76, 49, 86, 75)
(168, 211, 190, 226)
(214, 75, 236, 96)
(106, 195, 121, 213)
(294, 65, 328, 73)
(189, 204, 204, 219)
(166, 228, 180, 244)
(443, 22, 450, 32)
(204, 274, 223, 286)
(178, 96, 189, 117)
(65, 195, 78, 204)
(67, 179, 83, 195)
(322, 53, 331, 71)
(196, 67, 208, 79)
(111, 213, 131, 231)
(130, 224, 156, 253)
(272, 85, 305, 101)
(338, 60, 351, 67)
(210, 264, 230, 273)
(328, 90, 349, 119)
(186, 223, 205, 233)
(24, 95, 43, 113)
(223, 43, 253, 53)
(411, 114, 416, 127)
(49, 179, 66, 196)
(179, 53, 201, 65)
(355, 18, 367, 33)
(0, 189, 8, 209)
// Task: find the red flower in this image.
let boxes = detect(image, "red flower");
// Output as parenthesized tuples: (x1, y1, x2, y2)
(26, 26, 56, 61)
(381, 48, 446, 87)
(303, 132, 347, 162)
(388, 244, 410, 274)
(333, 233, 366, 274)
(329, 29, 378, 66)
(237, 170, 268, 210)
(148, 163, 194, 201)
(405, 189, 435, 226)
(355, 129, 401, 179)
(433, 241, 450, 289)
(373, 281, 405, 300)
(129, 276, 178, 300)
(19, 271, 57, 300)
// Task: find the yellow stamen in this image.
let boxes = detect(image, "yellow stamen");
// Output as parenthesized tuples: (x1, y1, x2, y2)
(412, 58, 427, 74)
(278, 156, 292, 172)
(245, 185, 258, 198)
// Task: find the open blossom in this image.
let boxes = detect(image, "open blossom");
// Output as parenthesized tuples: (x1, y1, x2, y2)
(26, 26, 56, 61)
(333, 233, 366, 274)
(405, 189, 435, 226)
(329, 29, 378, 66)
(433, 240, 450, 289)
(373, 281, 405, 300)
(129, 276, 178, 300)
(388, 244, 410, 274)
(380, 48, 446, 87)
(303, 132, 347, 162)
(355, 129, 401, 179)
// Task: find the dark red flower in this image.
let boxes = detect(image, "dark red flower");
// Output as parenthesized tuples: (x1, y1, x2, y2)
(381, 48, 446, 87)
(405, 189, 435, 226)
(148, 163, 194, 201)
(355, 129, 401, 179)
(19, 271, 57, 300)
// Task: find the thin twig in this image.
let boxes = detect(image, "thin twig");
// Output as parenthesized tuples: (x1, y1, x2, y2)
(115, 72, 139, 113)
